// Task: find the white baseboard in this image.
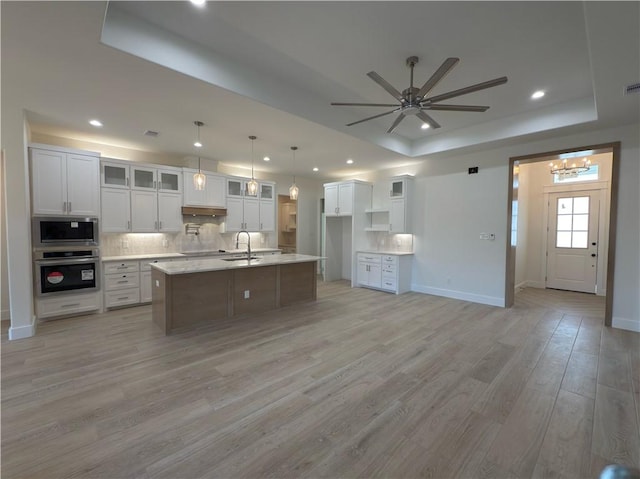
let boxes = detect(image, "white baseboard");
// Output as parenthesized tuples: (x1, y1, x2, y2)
(8, 316, 37, 340)
(411, 284, 504, 307)
(515, 281, 527, 291)
(523, 280, 546, 289)
(1, 308, 9, 321)
(612, 317, 640, 333)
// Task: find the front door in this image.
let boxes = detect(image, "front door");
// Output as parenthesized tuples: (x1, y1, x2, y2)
(546, 191, 599, 293)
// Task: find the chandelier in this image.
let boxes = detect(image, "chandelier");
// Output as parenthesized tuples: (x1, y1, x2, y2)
(549, 157, 591, 178)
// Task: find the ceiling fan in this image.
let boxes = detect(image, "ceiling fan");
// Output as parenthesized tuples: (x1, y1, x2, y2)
(331, 56, 508, 133)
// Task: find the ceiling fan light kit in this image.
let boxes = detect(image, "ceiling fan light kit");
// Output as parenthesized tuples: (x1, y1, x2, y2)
(332, 56, 508, 133)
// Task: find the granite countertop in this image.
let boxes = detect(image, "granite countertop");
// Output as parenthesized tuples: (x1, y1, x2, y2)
(358, 250, 414, 256)
(151, 253, 323, 275)
(102, 248, 281, 262)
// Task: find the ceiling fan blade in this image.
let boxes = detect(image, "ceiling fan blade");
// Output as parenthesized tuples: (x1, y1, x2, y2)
(367, 71, 404, 102)
(386, 113, 406, 133)
(331, 102, 399, 107)
(424, 104, 490, 112)
(427, 76, 508, 103)
(346, 109, 397, 127)
(417, 57, 459, 100)
(416, 111, 441, 129)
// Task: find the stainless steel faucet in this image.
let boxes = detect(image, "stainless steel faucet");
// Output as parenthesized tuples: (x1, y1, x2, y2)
(235, 230, 251, 260)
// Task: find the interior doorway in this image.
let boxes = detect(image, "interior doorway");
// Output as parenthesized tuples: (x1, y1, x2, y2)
(278, 195, 297, 253)
(505, 142, 620, 326)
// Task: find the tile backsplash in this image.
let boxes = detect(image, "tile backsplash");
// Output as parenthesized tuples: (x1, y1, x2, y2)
(364, 232, 413, 253)
(101, 218, 275, 257)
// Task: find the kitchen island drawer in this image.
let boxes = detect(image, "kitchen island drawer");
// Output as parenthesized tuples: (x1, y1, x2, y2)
(104, 261, 138, 274)
(104, 272, 140, 290)
(104, 288, 140, 308)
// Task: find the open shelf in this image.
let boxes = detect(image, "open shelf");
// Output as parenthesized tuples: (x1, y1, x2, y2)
(365, 208, 389, 214)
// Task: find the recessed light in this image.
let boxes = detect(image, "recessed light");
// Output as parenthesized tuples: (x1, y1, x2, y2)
(263, 156, 270, 162)
(190, 0, 206, 6)
(89, 119, 103, 127)
(313, 167, 319, 172)
(531, 90, 545, 100)
(421, 123, 430, 130)
(346, 159, 354, 164)
(194, 141, 202, 148)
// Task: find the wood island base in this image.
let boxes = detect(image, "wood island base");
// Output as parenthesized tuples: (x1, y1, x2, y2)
(152, 261, 317, 334)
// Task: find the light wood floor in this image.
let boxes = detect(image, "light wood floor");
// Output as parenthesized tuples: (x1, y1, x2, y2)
(2, 283, 639, 478)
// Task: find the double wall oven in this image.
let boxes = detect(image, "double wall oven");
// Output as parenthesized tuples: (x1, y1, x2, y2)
(32, 217, 100, 297)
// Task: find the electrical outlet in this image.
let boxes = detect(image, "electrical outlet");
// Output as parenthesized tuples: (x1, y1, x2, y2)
(121, 239, 129, 249)
(155, 280, 159, 287)
(244, 290, 250, 299)
(162, 238, 169, 248)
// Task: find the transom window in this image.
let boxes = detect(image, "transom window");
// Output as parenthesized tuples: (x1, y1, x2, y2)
(553, 164, 599, 184)
(556, 196, 589, 248)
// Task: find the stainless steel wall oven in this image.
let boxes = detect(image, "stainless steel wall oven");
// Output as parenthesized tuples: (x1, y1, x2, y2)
(34, 248, 100, 296)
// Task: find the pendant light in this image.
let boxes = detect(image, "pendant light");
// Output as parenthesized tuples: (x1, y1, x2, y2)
(289, 146, 299, 200)
(192, 121, 206, 190)
(246, 135, 258, 197)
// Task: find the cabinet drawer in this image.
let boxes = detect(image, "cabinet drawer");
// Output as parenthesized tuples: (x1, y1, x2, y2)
(382, 267, 396, 278)
(382, 255, 398, 265)
(381, 279, 397, 291)
(357, 253, 381, 263)
(36, 292, 100, 319)
(104, 272, 140, 290)
(103, 261, 138, 274)
(104, 288, 140, 308)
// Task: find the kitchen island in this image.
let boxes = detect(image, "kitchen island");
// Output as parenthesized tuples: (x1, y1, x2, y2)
(150, 254, 322, 334)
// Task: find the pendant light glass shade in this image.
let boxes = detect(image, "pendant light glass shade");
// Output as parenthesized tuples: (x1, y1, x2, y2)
(194, 156, 206, 190)
(289, 146, 299, 200)
(192, 121, 206, 190)
(247, 135, 258, 196)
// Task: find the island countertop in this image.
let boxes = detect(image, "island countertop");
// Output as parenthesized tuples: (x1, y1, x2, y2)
(150, 253, 323, 275)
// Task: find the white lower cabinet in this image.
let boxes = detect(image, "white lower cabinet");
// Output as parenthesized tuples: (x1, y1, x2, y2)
(35, 291, 101, 320)
(357, 252, 412, 294)
(103, 257, 177, 308)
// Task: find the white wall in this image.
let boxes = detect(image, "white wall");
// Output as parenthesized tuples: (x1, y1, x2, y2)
(514, 165, 530, 289)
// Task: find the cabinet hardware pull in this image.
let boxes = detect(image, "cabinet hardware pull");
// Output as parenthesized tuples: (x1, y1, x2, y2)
(63, 201, 67, 213)
(155, 221, 158, 229)
(61, 303, 80, 308)
(117, 297, 128, 301)
(159, 221, 163, 229)
(117, 280, 128, 284)
(127, 220, 131, 230)
(68, 202, 72, 212)
(126, 177, 129, 186)
(153, 180, 157, 189)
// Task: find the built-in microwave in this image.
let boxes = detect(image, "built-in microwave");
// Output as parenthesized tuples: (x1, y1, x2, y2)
(32, 217, 99, 247)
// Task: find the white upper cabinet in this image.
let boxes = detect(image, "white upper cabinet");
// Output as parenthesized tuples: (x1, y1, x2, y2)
(101, 188, 131, 233)
(224, 177, 272, 232)
(389, 198, 406, 233)
(388, 175, 413, 234)
(131, 190, 158, 232)
(182, 169, 225, 207)
(31, 146, 100, 216)
(324, 181, 354, 217)
(157, 193, 183, 232)
(131, 165, 181, 193)
(259, 183, 274, 200)
(101, 160, 130, 189)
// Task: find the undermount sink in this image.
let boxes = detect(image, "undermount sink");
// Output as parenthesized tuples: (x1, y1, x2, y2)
(222, 256, 260, 262)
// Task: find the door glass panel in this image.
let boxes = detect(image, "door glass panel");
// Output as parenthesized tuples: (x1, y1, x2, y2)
(558, 197, 573, 214)
(556, 231, 572, 248)
(391, 181, 403, 197)
(572, 231, 588, 248)
(555, 196, 590, 249)
(134, 169, 155, 188)
(159, 172, 179, 191)
(261, 184, 273, 199)
(557, 215, 572, 231)
(104, 165, 127, 186)
(572, 214, 588, 231)
(573, 196, 589, 214)
(228, 180, 243, 196)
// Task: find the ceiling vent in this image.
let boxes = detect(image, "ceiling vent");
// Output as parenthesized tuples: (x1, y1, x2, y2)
(624, 82, 640, 95)
(144, 130, 159, 137)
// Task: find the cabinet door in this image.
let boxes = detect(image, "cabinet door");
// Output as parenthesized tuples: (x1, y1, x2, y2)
(158, 193, 183, 232)
(205, 174, 226, 207)
(357, 260, 370, 286)
(182, 168, 206, 206)
(338, 183, 353, 215)
(66, 154, 100, 216)
(131, 190, 158, 232)
(243, 198, 260, 231)
(259, 200, 275, 232)
(225, 197, 244, 232)
(389, 198, 406, 233)
(158, 169, 181, 193)
(131, 166, 157, 191)
(324, 184, 339, 216)
(31, 148, 66, 215)
(140, 270, 152, 303)
(260, 183, 274, 200)
(227, 178, 245, 198)
(368, 262, 382, 288)
(101, 188, 131, 233)
(101, 162, 130, 189)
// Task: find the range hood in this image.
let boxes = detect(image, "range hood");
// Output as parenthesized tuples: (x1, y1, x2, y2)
(181, 206, 227, 217)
